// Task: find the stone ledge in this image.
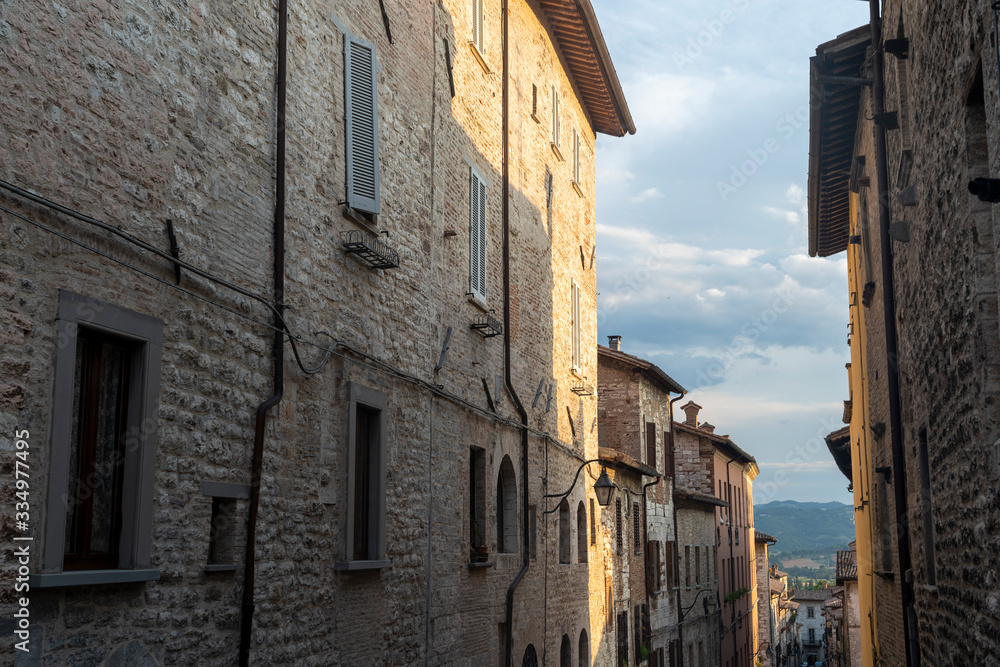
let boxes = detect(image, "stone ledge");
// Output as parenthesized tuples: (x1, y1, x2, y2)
(29, 569, 160, 588)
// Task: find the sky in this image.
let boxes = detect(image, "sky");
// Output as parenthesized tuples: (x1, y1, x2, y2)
(590, 0, 871, 504)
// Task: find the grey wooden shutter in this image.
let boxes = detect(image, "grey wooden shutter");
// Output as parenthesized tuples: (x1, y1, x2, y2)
(345, 34, 380, 215)
(469, 168, 487, 300)
(551, 87, 560, 146)
(472, 0, 485, 54)
(571, 280, 581, 370)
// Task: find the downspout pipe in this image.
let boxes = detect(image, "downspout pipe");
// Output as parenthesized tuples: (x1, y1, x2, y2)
(501, 0, 531, 664)
(868, 3, 915, 665)
(724, 455, 739, 664)
(669, 391, 686, 666)
(642, 473, 661, 656)
(240, 0, 287, 664)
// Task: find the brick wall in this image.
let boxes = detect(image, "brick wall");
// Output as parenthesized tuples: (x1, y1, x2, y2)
(0, 0, 617, 664)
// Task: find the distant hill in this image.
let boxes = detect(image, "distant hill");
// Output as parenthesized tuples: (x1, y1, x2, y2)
(754, 500, 854, 555)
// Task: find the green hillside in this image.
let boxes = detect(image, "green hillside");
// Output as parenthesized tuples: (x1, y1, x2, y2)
(754, 500, 855, 554)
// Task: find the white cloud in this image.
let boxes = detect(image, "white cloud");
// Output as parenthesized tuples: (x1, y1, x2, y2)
(631, 187, 663, 202)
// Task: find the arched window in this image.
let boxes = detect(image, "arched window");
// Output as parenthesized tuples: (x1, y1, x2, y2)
(560, 634, 572, 667)
(577, 501, 588, 563)
(522, 644, 538, 667)
(578, 629, 589, 667)
(497, 456, 517, 553)
(559, 499, 571, 564)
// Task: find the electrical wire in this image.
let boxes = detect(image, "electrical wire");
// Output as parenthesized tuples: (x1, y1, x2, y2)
(0, 185, 578, 444)
(0, 189, 334, 375)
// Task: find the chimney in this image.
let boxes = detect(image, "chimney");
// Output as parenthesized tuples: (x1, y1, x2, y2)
(700, 422, 715, 434)
(608, 335, 622, 351)
(680, 401, 702, 427)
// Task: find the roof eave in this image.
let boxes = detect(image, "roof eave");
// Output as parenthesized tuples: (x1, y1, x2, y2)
(577, 0, 635, 135)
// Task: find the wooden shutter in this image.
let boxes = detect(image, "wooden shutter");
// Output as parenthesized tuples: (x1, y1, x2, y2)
(645, 421, 657, 470)
(572, 129, 580, 183)
(617, 611, 629, 666)
(551, 86, 560, 146)
(472, 0, 484, 54)
(664, 540, 674, 589)
(633, 605, 641, 665)
(571, 281, 581, 370)
(469, 168, 487, 300)
(664, 429, 674, 477)
(345, 34, 380, 215)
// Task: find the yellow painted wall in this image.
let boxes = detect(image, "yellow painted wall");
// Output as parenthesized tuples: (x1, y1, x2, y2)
(847, 192, 878, 667)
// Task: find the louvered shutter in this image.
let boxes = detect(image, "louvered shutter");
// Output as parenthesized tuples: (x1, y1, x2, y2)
(472, 0, 485, 54)
(551, 87, 560, 146)
(571, 281, 581, 371)
(469, 168, 487, 300)
(645, 421, 657, 470)
(345, 35, 380, 215)
(572, 129, 580, 183)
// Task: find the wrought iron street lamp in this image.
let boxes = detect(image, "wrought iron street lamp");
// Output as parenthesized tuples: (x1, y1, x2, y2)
(544, 459, 614, 513)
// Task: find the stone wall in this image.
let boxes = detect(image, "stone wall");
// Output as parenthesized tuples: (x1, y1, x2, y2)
(0, 0, 617, 664)
(837, 2, 1000, 663)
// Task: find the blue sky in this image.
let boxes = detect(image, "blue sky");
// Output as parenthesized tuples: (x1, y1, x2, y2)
(590, 0, 871, 503)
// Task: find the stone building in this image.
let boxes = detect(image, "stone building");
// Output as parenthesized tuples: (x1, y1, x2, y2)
(754, 531, 777, 667)
(0, 0, 637, 665)
(596, 338, 686, 666)
(769, 568, 800, 667)
(835, 545, 861, 667)
(792, 589, 831, 665)
(673, 402, 759, 667)
(808, 2, 1000, 664)
(673, 487, 725, 667)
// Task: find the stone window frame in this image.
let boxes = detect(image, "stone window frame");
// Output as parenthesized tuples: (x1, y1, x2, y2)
(335, 382, 391, 571)
(33, 290, 163, 588)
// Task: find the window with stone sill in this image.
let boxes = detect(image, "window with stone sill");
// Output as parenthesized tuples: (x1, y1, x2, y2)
(336, 382, 390, 570)
(37, 291, 163, 587)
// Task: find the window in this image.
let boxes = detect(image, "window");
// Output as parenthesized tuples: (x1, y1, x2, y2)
(616, 498, 623, 554)
(695, 546, 701, 586)
(470, 447, 486, 548)
(633, 502, 641, 553)
(469, 167, 488, 302)
(522, 645, 539, 667)
(551, 86, 561, 149)
(808, 628, 816, 643)
(577, 501, 588, 563)
(572, 129, 581, 186)
(38, 291, 163, 586)
(571, 280, 581, 372)
(342, 382, 389, 567)
(202, 482, 249, 572)
(497, 456, 517, 553)
(578, 629, 589, 667)
(63, 328, 135, 571)
(807, 606, 814, 619)
(208, 497, 237, 569)
(345, 34, 381, 216)
(589, 498, 596, 546)
(560, 634, 571, 667)
(685, 545, 691, 587)
(531, 83, 540, 122)
(559, 499, 571, 564)
(918, 427, 937, 585)
(529, 504, 537, 559)
(471, 0, 485, 55)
